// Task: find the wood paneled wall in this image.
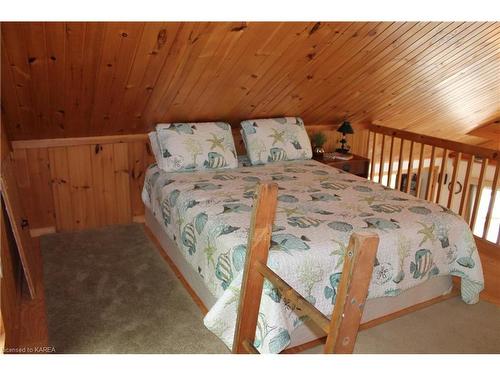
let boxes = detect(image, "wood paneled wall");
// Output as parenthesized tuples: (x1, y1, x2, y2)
(12, 137, 154, 233)
(11, 125, 368, 233)
(1, 124, 22, 349)
(1, 22, 499, 146)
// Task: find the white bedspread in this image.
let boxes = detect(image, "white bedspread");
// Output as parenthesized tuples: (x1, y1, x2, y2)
(142, 159, 484, 353)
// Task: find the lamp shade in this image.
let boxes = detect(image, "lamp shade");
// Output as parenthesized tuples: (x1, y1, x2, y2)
(337, 120, 354, 134)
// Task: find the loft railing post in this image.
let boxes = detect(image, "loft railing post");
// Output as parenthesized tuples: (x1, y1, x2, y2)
(459, 155, 475, 219)
(378, 134, 386, 184)
(483, 162, 499, 240)
(396, 138, 404, 191)
(415, 143, 425, 198)
(436, 149, 448, 204)
(405, 140, 415, 194)
(448, 152, 461, 209)
(387, 135, 395, 188)
(470, 158, 488, 231)
(370, 132, 377, 181)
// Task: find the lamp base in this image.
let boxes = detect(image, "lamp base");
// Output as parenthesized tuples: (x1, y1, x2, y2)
(335, 147, 350, 154)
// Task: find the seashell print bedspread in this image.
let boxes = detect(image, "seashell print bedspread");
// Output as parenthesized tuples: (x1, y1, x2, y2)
(142, 159, 484, 353)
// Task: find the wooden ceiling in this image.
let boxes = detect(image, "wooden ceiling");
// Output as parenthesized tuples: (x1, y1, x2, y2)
(1, 22, 499, 145)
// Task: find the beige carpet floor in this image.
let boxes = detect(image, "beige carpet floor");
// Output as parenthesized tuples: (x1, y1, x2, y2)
(41, 224, 500, 354)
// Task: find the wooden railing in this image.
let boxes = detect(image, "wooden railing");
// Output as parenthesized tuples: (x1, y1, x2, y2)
(367, 124, 499, 246)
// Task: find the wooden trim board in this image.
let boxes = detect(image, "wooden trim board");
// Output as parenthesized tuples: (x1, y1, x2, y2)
(11, 134, 149, 150)
(369, 124, 499, 161)
(29, 227, 56, 238)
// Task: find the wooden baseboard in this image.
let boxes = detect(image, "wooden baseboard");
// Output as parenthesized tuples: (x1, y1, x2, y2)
(29, 227, 56, 238)
(132, 215, 145, 223)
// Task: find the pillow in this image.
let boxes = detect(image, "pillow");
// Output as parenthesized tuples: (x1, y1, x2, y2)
(148, 131, 164, 170)
(155, 122, 238, 172)
(240, 117, 312, 165)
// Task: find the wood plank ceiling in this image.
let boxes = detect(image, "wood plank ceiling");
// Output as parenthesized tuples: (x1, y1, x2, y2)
(1, 22, 499, 145)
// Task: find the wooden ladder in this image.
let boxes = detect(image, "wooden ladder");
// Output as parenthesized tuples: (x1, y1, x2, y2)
(233, 183, 379, 354)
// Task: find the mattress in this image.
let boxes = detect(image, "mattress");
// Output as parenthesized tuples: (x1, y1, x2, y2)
(146, 207, 454, 351)
(142, 159, 484, 353)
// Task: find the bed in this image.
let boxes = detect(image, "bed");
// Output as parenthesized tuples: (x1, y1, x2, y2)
(142, 158, 484, 353)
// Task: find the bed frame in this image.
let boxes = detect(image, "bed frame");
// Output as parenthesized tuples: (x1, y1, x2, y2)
(144, 184, 458, 354)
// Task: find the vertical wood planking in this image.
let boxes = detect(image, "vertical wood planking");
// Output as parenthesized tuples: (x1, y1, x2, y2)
(405, 140, 415, 194)
(483, 162, 499, 240)
(436, 149, 448, 204)
(447, 152, 461, 209)
(90, 144, 117, 226)
(44, 22, 67, 136)
(26, 148, 55, 228)
(113, 143, 132, 224)
(23, 23, 51, 138)
(48, 147, 74, 231)
(459, 155, 475, 218)
(128, 141, 154, 218)
(63, 22, 86, 138)
(67, 145, 97, 229)
(470, 158, 488, 230)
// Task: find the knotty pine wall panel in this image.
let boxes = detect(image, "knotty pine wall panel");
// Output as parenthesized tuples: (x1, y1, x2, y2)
(13, 139, 153, 233)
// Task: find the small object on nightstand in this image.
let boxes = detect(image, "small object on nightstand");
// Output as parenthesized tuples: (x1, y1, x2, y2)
(311, 132, 327, 160)
(316, 153, 370, 178)
(325, 152, 353, 161)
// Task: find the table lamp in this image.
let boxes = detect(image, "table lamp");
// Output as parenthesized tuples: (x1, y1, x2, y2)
(335, 119, 354, 154)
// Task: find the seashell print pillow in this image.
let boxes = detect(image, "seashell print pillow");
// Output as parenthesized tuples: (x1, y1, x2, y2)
(240, 117, 312, 165)
(154, 122, 238, 172)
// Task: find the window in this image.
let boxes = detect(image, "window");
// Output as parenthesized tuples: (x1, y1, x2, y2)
(471, 185, 500, 243)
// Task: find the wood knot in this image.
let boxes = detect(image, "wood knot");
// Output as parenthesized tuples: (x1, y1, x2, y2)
(121, 32, 128, 37)
(156, 29, 167, 49)
(231, 23, 247, 32)
(309, 22, 321, 35)
(28, 57, 36, 64)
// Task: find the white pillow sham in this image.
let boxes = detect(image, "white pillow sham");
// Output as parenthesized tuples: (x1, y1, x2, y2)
(240, 117, 312, 165)
(154, 122, 238, 172)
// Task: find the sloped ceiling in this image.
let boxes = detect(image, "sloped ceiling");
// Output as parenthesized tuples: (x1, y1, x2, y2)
(1, 22, 499, 145)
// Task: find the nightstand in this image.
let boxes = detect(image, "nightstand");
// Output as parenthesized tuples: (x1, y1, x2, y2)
(314, 154, 370, 178)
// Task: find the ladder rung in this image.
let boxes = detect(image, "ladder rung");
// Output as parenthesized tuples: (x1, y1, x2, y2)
(242, 339, 259, 354)
(255, 261, 331, 334)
